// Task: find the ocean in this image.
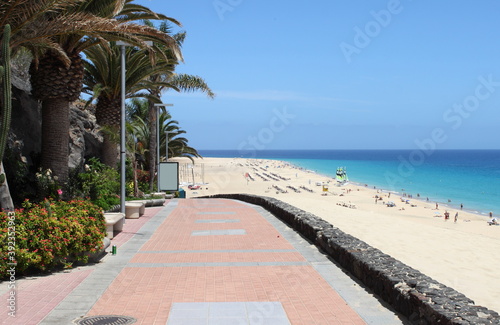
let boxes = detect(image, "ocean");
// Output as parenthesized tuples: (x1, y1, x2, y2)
(198, 149, 500, 217)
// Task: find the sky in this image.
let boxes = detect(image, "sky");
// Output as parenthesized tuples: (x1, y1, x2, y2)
(137, 0, 500, 150)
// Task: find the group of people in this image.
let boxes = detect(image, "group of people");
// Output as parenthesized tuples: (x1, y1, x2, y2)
(443, 210, 459, 223)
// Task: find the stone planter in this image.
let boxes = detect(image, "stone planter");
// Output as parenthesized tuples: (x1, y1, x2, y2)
(104, 212, 125, 239)
(150, 198, 166, 206)
(153, 192, 166, 199)
(135, 199, 153, 207)
(125, 202, 144, 219)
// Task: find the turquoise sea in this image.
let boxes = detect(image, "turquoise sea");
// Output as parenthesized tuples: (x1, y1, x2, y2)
(199, 150, 500, 217)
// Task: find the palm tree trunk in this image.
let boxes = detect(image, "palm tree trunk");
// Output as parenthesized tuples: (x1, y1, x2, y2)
(0, 162, 14, 211)
(133, 159, 138, 197)
(102, 134, 118, 167)
(148, 101, 156, 191)
(41, 98, 69, 184)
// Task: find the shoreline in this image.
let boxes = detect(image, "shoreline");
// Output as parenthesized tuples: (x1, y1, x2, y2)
(173, 156, 500, 313)
(287, 159, 495, 218)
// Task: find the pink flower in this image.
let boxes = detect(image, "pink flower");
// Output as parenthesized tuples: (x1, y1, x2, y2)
(57, 189, 63, 195)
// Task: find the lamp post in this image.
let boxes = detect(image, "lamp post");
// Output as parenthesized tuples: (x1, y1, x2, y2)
(154, 103, 173, 192)
(116, 41, 152, 214)
(165, 131, 175, 162)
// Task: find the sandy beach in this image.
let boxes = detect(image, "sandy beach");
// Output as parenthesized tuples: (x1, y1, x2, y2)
(172, 156, 500, 313)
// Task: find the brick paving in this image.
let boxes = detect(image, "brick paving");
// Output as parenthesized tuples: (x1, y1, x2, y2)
(0, 268, 93, 325)
(88, 199, 366, 324)
(2, 199, 405, 324)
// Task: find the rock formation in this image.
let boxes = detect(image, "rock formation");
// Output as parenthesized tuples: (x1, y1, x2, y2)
(9, 64, 103, 170)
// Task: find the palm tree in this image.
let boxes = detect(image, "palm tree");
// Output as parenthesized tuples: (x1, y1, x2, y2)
(145, 21, 215, 190)
(0, 0, 94, 207)
(158, 111, 201, 162)
(83, 42, 176, 166)
(27, 0, 182, 184)
(126, 116, 149, 196)
(125, 99, 199, 195)
(127, 98, 200, 176)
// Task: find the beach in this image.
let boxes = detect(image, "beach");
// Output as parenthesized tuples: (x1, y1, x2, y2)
(173, 156, 500, 313)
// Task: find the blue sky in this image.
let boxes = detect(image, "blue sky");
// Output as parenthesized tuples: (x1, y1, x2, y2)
(137, 0, 500, 150)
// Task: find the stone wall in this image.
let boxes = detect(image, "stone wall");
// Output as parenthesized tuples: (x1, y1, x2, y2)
(202, 194, 500, 325)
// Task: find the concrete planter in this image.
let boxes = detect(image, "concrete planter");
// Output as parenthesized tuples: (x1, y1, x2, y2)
(125, 202, 144, 219)
(134, 199, 166, 208)
(104, 212, 125, 239)
(152, 192, 166, 199)
(150, 198, 166, 206)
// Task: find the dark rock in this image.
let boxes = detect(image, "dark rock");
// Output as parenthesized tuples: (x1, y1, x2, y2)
(10, 85, 103, 169)
(68, 101, 102, 168)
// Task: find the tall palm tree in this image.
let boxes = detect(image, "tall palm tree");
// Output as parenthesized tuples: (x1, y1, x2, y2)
(145, 21, 215, 190)
(28, 0, 182, 184)
(83, 42, 176, 166)
(0, 0, 99, 206)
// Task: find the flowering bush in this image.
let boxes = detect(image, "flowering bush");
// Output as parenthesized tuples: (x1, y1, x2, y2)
(35, 168, 62, 201)
(74, 158, 120, 211)
(0, 199, 106, 276)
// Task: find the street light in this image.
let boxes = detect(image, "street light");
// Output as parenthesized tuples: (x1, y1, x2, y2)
(116, 41, 152, 214)
(165, 131, 175, 162)
(154, 103, 173, 192)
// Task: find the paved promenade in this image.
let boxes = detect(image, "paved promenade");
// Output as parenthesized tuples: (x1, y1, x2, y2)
(1, 198, 406, 324)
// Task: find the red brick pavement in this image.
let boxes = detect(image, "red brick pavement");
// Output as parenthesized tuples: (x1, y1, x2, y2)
(87, 199, 367, 325)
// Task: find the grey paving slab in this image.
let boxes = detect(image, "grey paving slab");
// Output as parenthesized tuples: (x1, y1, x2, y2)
(167, 302, 291, 325)
(197, 211, 236, 215)
(126, 261, 309, 268)
(191, 229, 246, 236)
(195, 219, 240, 223)
(138, 249, 296, 254)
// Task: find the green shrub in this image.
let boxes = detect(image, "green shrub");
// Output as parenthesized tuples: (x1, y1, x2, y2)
(0, 199, 106, 276)
(92, 194, 120, 211)
(68, 158, 120, 211)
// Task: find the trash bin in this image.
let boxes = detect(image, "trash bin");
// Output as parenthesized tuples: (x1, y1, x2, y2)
(178, 188, 186, 198)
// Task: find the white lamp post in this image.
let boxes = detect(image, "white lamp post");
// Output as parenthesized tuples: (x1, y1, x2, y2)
(116, 41, 152, 213)
(154, 103, 173, 192)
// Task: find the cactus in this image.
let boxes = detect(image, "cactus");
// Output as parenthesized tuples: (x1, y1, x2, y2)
(0, 24, 11, 164)
(0, 22, 13, 213)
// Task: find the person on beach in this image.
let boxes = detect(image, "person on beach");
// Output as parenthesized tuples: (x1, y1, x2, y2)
(454, 212, 458, 223)
(460, 203, 463, 210)
(444, 211, 450, 221)
(436, 203, 439, 210)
